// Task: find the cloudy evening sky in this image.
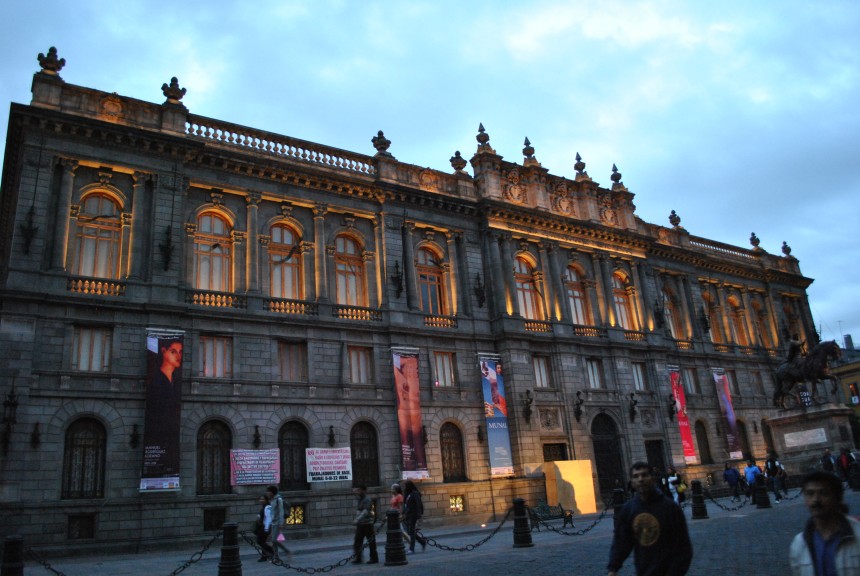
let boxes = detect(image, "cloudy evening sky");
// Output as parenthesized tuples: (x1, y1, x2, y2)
(1, 1, 858, 346)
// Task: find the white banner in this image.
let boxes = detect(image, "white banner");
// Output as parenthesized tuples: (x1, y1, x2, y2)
(306, 447, 353, 482)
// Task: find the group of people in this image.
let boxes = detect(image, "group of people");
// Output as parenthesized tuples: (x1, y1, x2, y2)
(820, 447, 857, 485)
(253, 485, 291, 563)
(608, 455, 860, 576)
(351, 479, 428, 564)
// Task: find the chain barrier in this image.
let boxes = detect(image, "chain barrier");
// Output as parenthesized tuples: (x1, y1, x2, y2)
(421, 506, 513, 552)
(702, 489, 752, 512)
(240, 529, 358, 574)
(526, 505, 609, 536)
(167, 531, 222, 576)
(25, 547, 69, 576)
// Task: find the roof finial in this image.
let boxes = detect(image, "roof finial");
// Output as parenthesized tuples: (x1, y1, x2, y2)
(37, 47, 65, 77)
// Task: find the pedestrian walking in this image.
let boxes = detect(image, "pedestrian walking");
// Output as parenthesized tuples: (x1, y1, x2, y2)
(607, 461, 693, 576)
(266, 485, 290, 559)
(723, 462, 741, 502)
(821, 448, 836, 473)
(837, 448, 855, 485)
(351, 484, 378, 564)
(789, 470, 860, 575)
(402, 479, 428, 553)
(744, 460, 762, 501)
(254, 494, 275, 562)
(765, 453, 786, 503)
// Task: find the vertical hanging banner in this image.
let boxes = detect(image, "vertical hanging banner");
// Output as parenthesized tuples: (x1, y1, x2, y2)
(668, 366, 697, 464)
(480, 356, 514, 476)
(392, 348, 429, 479)
(712, 369, 743, 460)
(140, 329, 184, 491)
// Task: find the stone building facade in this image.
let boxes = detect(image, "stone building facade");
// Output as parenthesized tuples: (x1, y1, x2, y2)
(0, 48, 821, 552)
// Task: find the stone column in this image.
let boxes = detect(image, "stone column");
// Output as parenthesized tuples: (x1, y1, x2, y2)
(259, 236, 270, 297)
(598, 254, 617, 326)
(549, 244, 570, 323)
(375, 213, 388, 308)
(629, 261, 647, 330)
(763, 286, 782, 347)
(403, 222, 418, 310)
(740, 288, 758, 346)
(446, 232, 460, 316)
(129, 171, 149, 279)
(455, 233, 472, 316)
(245, 192, 261, 293)
(538, 243, 555, 321)
(301, 241, 314, 301)
(52, 158, 79, 270)
(184, 223, 197, 288)
(119, 212, 132, 278)
(364, 251, 378, 307)
(487, 231, 506, 317)
(633, 261, 654, 331)
(313, 203, 328, 302)
(716, 283, 733, 343)
(677, 275, 695, 339)
(499, 233, 519, 317)
(232, 231, 246, 293)
(589, 253, 607, 325)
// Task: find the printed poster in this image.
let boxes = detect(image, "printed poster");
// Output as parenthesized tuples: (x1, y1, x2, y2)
(712, 369, 743, 460)
(392, 348, 429, 479)
(668, 366, 697, 465)
(140, 329, 184, 491)
(230, 449, 280, 485)
(306, 447, 353, 482)
(480, 356, 514, 476)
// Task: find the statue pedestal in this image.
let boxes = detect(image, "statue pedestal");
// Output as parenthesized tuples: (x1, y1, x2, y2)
(764, 403, 854, 474)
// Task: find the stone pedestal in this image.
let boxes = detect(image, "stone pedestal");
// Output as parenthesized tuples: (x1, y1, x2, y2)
(763, 403, 855, 474)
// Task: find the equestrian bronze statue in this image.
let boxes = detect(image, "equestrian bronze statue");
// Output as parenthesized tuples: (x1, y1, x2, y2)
(773, 340, 841, 408)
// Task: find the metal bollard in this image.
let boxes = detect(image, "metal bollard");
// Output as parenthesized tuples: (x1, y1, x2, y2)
(384, 509, 408, 566)
(690, 480, 708, 520)
(612, 488, 625, 528)
(1, 535, 24, 576)
(218, 522, 243, 576)
(512, 498, 534, 548)
(754, 474, 771, 509)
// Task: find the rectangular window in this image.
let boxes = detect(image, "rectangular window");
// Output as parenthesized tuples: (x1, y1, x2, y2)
(349, 346, 372, 385)
(433, 352, 455, 387)
(752, 371, 766, 396)
(682, 367, 700, 395)
(72, 327, 112, 372)
(533, 355, 551, 388)
(279, 341, 308, 382)
(586, 359, 603, 389)
(199, 336, 232, 378)
(632, 362, 648, 392)
(726, 370, 740, 396)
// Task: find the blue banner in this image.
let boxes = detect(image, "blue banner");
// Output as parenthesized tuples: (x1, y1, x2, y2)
(480, 358, 514, 476)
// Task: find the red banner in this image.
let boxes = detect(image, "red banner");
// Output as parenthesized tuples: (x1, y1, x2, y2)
(392, 349, 429, 479)
(669, 367, 697, 464)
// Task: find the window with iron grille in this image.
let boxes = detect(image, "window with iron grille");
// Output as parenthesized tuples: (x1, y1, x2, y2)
(286, 503, 306, 525)
(449, 495, 465, 513)
(62, 418, 106, 499)
(197, 420, 232, 495)
(350, 422, 379, 487)
(440, 423, 467, 483)
(72, 326, 112, 372)
(279, 421, 310, 491)
(67, 513, 97, 540)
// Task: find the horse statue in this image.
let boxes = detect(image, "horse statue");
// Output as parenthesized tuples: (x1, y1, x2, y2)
(773, 340, 841, 407)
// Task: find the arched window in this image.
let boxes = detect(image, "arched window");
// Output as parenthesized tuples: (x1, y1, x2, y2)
(269, 223, 302, 300)
(514, 257, 544, 320)
(62, 418, 106, 499)
(417, 248, 446, 315)
(695, 420, 714, 464)
(335, 235, 365, 306)
(279, 421, 310, 491)
(195, 213, 232, 292)
(197, 420, 232, 495)
(350, 422, 379, 487)
(440, 423, 466, 483)
(565, 266, 591, 325)
(728, 299, 749, 346)
(74, 193, 121, 279)
(612, 274, 634, 329)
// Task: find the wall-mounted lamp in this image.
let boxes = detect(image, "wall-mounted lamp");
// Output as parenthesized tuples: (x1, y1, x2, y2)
(522, 390, 534, 424)
(328, 425, 336, 447)
(477, 425, 484, 443)
(390, 261, 404, 298)
(422, 425, 429, 445)
(1, 385, 18, 456)
(667, 393, 676, 422)
(129, 424, 140, 449)
(628, 393, 638, 423)
(253, 425, 262, 449)
(30, 422, 41, 449)
(473, 273, 486, 308)
(574, 390, 584, 423)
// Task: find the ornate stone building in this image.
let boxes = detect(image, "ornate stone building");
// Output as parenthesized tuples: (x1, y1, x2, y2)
(0, 48, 820, 552)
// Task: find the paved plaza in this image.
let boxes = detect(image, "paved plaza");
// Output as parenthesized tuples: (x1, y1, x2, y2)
(14, 489, 860, 576)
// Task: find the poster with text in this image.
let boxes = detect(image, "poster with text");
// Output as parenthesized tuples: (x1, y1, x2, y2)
(306, 448, 353, 482)
(230, 449, 280, 485)
(480, 357, 514, 476)
(713, 369, 743, 460)
(140, 329, 184, 491)
(668, 366, 697, 464)
(392, 349, 429, 479)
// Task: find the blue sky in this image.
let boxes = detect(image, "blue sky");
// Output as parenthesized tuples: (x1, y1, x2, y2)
(2, 0, 858, 346)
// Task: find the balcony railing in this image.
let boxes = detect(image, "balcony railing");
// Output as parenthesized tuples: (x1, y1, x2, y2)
(332, 305, 382, 322)
(524, 320, 552, 333)
(424, 315, 457, 329)
(187, 290, 247, 309)
(266, 298, 319, 316)
(674, 340, 694, 351)
(714, 343, 734, 353)
(572, 325, 608, 338)
(67, 276, 126, 296)
(623, 330, 647, 342)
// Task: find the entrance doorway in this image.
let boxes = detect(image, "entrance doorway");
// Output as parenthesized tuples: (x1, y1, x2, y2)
(591, 414, 625, 500)
(645, 439, 666, 473)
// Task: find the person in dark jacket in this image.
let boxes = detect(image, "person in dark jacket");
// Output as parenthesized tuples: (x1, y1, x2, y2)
(402, 479, 428, 553)
(723, 462, 741, 502)
(607, 462, 693, 576)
